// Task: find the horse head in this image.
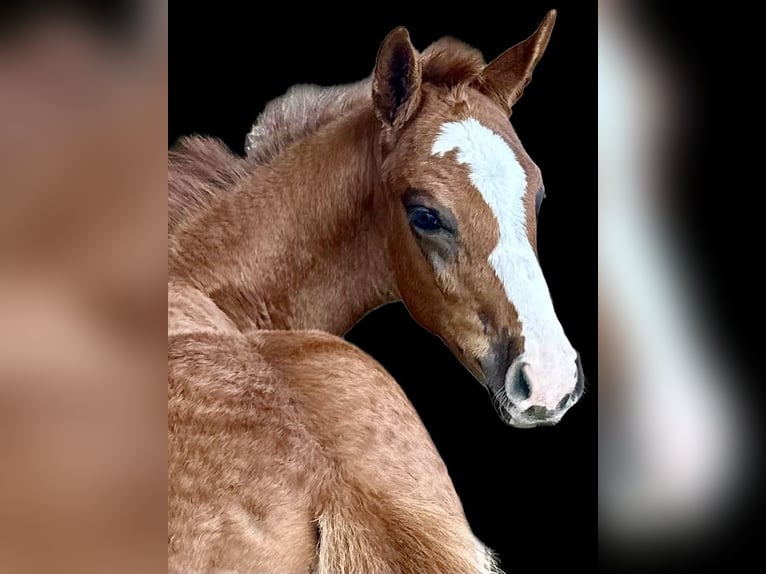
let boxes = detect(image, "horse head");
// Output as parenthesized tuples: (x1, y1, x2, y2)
(372, 11, 584, 427)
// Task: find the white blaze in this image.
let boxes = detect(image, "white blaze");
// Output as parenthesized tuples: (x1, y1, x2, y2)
(432, 118, 577, 409)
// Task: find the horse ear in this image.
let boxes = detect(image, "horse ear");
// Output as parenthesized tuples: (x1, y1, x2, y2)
(477, 10, 556, 114)
(373, 27, 422, 128)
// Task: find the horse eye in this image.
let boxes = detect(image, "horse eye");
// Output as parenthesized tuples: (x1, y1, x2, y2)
(408, 206, 442, 231)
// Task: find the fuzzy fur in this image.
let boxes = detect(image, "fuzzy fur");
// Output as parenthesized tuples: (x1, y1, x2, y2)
(169, 13, 563, 573)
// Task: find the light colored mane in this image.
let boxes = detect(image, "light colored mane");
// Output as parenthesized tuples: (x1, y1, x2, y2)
(244, 78, 372, 163)
(168, 79, 371, 232)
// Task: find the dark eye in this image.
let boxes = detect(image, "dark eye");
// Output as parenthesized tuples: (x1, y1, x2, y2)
(408, 206, 442, 231)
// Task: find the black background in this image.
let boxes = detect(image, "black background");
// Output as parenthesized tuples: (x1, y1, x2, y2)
(170, 2, 596, 570)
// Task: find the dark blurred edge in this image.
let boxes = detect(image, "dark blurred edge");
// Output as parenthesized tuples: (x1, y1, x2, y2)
(0, 1, 138, 39)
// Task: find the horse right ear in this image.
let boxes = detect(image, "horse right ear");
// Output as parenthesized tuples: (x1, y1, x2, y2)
(373, 27, 422, 129)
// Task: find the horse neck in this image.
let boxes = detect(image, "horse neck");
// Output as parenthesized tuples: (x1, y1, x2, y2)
(169, 108, 399, 334)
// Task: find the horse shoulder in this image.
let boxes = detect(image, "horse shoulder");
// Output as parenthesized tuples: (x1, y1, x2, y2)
(255, 330, 500, 574)
(168, 326, 497, 573)
(255, 330, 434, 465)
(168, 329, 321, 573)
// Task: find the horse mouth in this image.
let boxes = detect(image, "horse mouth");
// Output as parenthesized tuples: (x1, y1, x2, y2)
(489, 393, 562, 428)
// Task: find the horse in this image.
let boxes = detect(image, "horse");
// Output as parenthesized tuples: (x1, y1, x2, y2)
(168, 10, 583, 573)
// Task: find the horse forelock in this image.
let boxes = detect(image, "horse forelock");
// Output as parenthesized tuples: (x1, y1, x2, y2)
(421, 37, 486, 87)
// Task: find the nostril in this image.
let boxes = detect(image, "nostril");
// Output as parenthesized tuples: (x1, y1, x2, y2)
(508, 364, 532, 402)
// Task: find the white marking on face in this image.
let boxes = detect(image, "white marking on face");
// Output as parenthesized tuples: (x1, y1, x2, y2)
(432, 118, 577, 410)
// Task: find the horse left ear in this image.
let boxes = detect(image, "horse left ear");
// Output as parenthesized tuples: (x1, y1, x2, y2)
(373, 27, 422, 128)
(476, 10, 556, 114)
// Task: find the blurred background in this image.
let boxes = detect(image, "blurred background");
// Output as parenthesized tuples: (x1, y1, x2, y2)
(1, 0, 763, 572)
(0, 1, 167, 573)
(598, 0, 763, 571)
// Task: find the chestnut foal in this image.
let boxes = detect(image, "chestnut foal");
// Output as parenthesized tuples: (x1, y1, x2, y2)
(169, 11, 583, 573)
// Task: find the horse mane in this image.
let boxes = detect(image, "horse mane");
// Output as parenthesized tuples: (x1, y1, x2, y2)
(168, 136, 250, 233)
(244, 79, 372, 164)
(168, 37, 486, 232)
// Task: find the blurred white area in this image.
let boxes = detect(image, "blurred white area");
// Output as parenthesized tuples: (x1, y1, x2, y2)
(598, 0, 750, 556)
